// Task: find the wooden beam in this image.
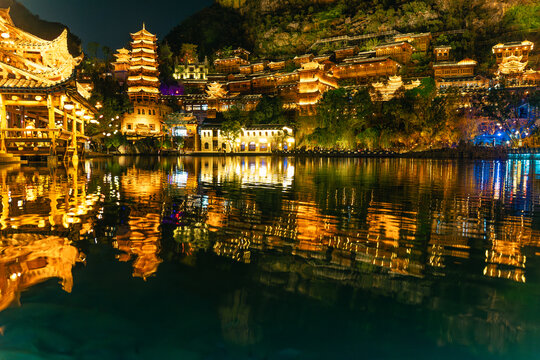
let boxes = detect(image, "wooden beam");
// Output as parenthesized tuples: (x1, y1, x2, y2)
(4, 100, 48, 107)
(0, 94, 6, 153)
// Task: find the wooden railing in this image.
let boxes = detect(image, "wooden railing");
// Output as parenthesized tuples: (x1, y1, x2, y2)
(3, 128, 61, 140)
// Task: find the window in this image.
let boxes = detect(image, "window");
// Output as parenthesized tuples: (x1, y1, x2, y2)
(153, 110, 156, 115)
(142, 109, 145, 115)
(150, 124, 155, 130)
(127, 124, 132, 130)
(137, 109, 141, 114)
(204, 143, 209, 150)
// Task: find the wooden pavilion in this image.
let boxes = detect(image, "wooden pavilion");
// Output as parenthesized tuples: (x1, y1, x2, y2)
(0, 8, 96, 163)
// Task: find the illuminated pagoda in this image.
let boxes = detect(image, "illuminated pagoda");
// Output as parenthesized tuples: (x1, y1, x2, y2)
(0, 7, 96, 162)
(297, 61, 338, 114)
(121, 24, 169, 137)
(112, 48, 130, 84)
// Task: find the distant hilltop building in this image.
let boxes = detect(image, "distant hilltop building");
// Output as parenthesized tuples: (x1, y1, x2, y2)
(492, 40, 534, 75)
(116, 24, 170, 137)
(112, 48, 130, 84)
(371, 76, 421, 101)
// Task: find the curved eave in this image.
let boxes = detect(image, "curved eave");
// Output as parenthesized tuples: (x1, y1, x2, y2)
(0, 71, 97, 114)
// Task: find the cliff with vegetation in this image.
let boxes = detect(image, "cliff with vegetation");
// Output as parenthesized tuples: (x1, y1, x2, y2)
(165, 0, 539, 64)
(0, 0, 82, 55)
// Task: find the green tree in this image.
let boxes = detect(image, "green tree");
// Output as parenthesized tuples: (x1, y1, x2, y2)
(180, 43, 199, 63)
(251, 95, 287, 125)
(159, 43, 175, 82)
(222, 109, 244, 152)
(311, 88, 372, 148)
(472, 88, 526, 145)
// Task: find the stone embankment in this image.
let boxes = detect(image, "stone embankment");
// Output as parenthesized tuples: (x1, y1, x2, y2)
(275, 147, 515, 160)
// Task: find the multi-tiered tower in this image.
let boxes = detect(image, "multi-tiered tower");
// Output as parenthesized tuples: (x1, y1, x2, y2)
(121, 24, 169, 137)
(127, 25, 160, 102)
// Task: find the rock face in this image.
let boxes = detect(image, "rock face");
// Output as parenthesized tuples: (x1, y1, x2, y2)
(216, 0, 337, 14)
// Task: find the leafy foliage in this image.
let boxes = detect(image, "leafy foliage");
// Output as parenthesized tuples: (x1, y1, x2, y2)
(307, 79, 464, 150)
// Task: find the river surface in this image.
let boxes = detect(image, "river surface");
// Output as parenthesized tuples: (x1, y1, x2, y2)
(0, 156, 539, 359)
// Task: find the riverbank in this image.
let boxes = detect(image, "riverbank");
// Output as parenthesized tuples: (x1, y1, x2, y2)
(83, 147, 540, 160)
(275, 147, 510, 160)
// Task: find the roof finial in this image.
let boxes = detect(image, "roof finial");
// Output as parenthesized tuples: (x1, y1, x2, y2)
(142, 22, 146, 30)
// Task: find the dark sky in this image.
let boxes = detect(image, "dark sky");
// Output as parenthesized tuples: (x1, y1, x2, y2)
(18, 0, 213, 49)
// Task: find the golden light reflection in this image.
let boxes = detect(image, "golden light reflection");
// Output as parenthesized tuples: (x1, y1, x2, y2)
(176, 157, 540, 282)
(0, 235, 82, 312)
(116, 166, 164, 279)
(0, 163, 101, 313)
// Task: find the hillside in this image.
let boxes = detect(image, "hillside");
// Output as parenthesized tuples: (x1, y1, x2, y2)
(0, 0, 82, 56)
(164, 0, 539, 65)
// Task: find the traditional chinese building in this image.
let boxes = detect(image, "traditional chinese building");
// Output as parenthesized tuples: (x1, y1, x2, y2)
(374, 42, 414, 64)
(268, 61, 286, 71)
(371, 76, 421, 101)
(332, 56, 400, 82)
(112, 48, 130, 84)
(0, 7, 96, 162)
(214, 49, 251, 74)
(393, 33, 432, 53)
(433, 59, 477, 78)
(121, 24, 170, 137)
(334, 46, 359, 62)
(297, 61, 338, 114)
(293, 54, 314, 66)
(434, 45, 451, 62)
(173, 58, 209, 92)
(432, 59, 486, 89)
(492, 41, 534, 75)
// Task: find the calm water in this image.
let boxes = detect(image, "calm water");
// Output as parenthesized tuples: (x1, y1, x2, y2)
(0, 156, 539, 359)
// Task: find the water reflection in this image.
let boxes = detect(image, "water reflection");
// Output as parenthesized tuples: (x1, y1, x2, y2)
(0, 164, 99, 312)
(0, 156, 539, 357)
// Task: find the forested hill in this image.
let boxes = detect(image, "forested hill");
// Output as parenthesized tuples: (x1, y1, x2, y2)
(164, 0, 539, 64)
(0, 0, 82, 56)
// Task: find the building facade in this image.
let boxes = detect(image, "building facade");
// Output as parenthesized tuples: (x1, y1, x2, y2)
(199, 124, 295, 153)
(492, 41, 534, 75)
(375, 42, 414, 64)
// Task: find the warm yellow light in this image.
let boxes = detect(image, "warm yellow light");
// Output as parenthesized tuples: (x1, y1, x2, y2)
(1, 32, 9, 39)
(11, 95, 18, 101)
(75, 110, 85, 117)
(64, 103, 75, 111)
(35, 95, 42, 101)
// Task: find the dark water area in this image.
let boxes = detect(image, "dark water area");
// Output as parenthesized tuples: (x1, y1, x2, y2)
(0, 156, 539, 359)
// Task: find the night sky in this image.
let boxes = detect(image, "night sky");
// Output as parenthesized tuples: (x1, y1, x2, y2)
(18, 0, 213, 49)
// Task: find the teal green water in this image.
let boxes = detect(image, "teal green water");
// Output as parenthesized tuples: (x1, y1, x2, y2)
(0, 156, 539, 359)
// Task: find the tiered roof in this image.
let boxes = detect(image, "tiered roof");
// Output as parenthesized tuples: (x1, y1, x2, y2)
(127, 24, 160, 101)
(0, 7, 82, 89)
